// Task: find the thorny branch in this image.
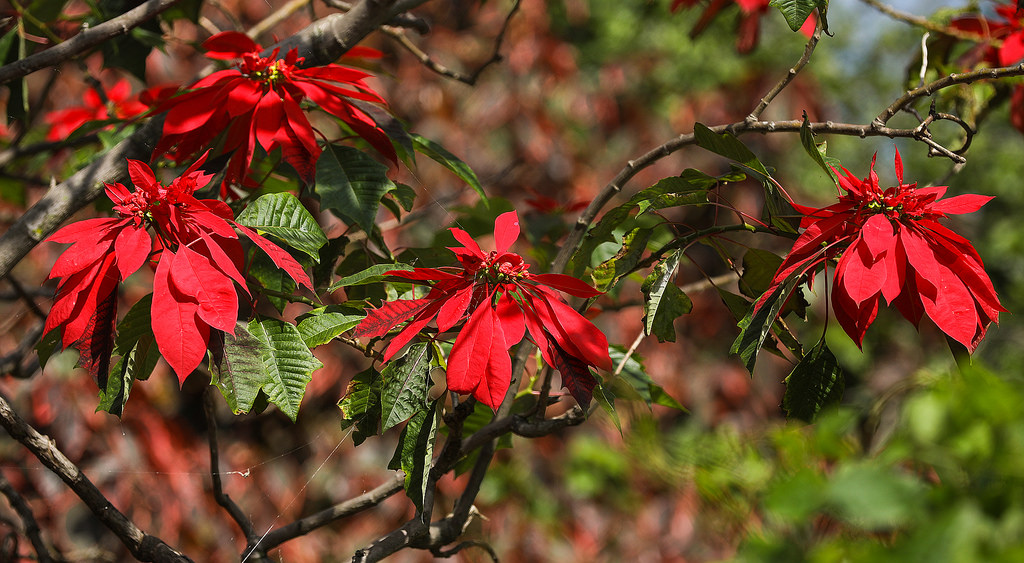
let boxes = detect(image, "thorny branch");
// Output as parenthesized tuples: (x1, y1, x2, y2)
(0, 0, 187, 85)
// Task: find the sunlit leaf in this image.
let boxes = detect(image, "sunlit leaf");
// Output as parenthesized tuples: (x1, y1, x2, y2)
(235, 192, 327, 262)
(380, 342, 432, 430)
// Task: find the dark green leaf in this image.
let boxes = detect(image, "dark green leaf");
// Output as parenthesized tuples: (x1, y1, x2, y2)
(739, 249, 784, 299)
(296, 305, 364, 348)
(248, 249, 298, 313)
(112, 294, 160, 382)
(641, 250, 692, 342)
(411, 134, 486, 201)
(693, 123, 773, 184)
(235, 192, 327, 261)
(100, 346, 139, 417)
(783, 338, 844, 422)
(770, 0, 828, 33)
(329, 263, 414, 292)
(380, 342, 432, 430)
(391, 183, 417, 213)
(799, 113, 840, 183)
(160, 0, 203, 23)
(731, 273, 804, 373)
(339, 368, 382, 445)
(593, 383, 622, 434)
(315, 144, 397, 233)
(391, 401, 440, 510)
(212, 319, 322, 421)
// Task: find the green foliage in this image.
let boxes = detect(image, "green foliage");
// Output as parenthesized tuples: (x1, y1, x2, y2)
(769, 0, 828, 33)
(235, 192, 327, 262)
(782, 337, 845, 422)
(295, 305, 364, 348)
(380, 342, 432, 431)
(339, 368, 382, 446)
(211, 318, 323, 421)
(388, 400, 440, 510)
(410, 134, 487, 201)
(314, 144, 398, 234)
(640, 249, 692, 342)
(100, 295, 160, 416)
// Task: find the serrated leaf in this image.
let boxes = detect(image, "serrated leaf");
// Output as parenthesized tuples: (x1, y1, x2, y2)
(770, 0, 828, 33)
(329, 263, 414, 292)
(783, 338, 844, 422)
(212, 319, 322, 421)
(641, 250, 692, 342)
(411, 134, 486, 201)
(314, 144, 396, 233)
(339, 368, 382, 445)
(390, 401, 439, 511)
(380, 342, 432, 430)
(296, 306, 364, 348)
(235, 192, 327, 261)
(591, 227, 651, 292)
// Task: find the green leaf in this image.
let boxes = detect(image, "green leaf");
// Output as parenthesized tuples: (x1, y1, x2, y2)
(608, 346, 686, 411)
(641, 250, 692, 342)
(314, 144, 397, 233)
(591, 227, 652, 292)
(212, 319, 323, 421)
(111, 294, 160, 383)
(160, 0, 202, 22)
(391, 183, 417, 213)
(247, 250, 299, 313)
(296, 305, 364, 348)
(390, 401, 440, 511)
(339, 368, 382, 446)
(770, 0, 828, 33)
(235, 192, 327, 261)
(593, 383, 622, 434)
(693, 123, 774, 184)
(380, 342, 432, 430)
(329, 263, 414, 292)
(739, 249, 784, 299)
(825, 462, 926, 529)
(570, 169, 724, 276)
(731, 273, 804, 374)
(799, 113, 840, 183)
(783, 338, 844, 422)
(411, 134, 487, 201)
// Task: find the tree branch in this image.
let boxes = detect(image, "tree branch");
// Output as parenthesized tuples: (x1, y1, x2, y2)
(0, 472, 60, 563)
(747, 11, 823, 122)
(0, 391, 193, 562)
(255, 472, 405, 551)
(0, 0, 187, 85)
(203, 391, 261, 559)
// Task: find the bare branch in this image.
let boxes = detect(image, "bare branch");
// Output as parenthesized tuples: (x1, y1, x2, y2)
(432, 540, 499, 562)
(858, 0, 994, 43)
(0, 0, 187, 85)
(747, 11, 823, 122)
(322, 0, 431, 33)
(257, 473, 405, 550)
(383, 0, 520, 86)
(0, 391, 193, 562)
(0, 472, 61, 563)
(203, 391, 260, 555)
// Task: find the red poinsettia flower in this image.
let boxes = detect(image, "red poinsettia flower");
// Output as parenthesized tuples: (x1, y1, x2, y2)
(758, 149, 1005, 351)
(44, 78, 147, 141)
(353, 211, 612, 410)
(45, 154, 312, 384)
(950, 3, 1024, 133)
(152, 31, 395, 197)
(671, 0, 815, 53)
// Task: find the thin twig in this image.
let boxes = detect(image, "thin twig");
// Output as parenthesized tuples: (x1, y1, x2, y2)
(432, 540, 499, 562)
(257, 473, 405, 550)
(248, 0, 313, 40)
(858, 0, 995, 43)
(0, 0, 187, 85)
(747, 12, 823, 121)
(382, 0, 521, 86)
(203, 391, 259, 553)
(0, 390, 193, 562)
(0, 472, 60, 563)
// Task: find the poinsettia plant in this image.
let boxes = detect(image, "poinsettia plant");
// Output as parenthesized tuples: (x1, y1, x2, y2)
(3, 0, 1023, 561)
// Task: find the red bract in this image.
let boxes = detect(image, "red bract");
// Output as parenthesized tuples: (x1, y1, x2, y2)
(670, 0, 815, 53)
(45, 155, 312, 384)
(353, 211, 612, 410)
(759, 149, 1005, 351)
(153, 31, 395, 196)
(44, 78, 146, 141)
(950, 3, 1024, 67)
